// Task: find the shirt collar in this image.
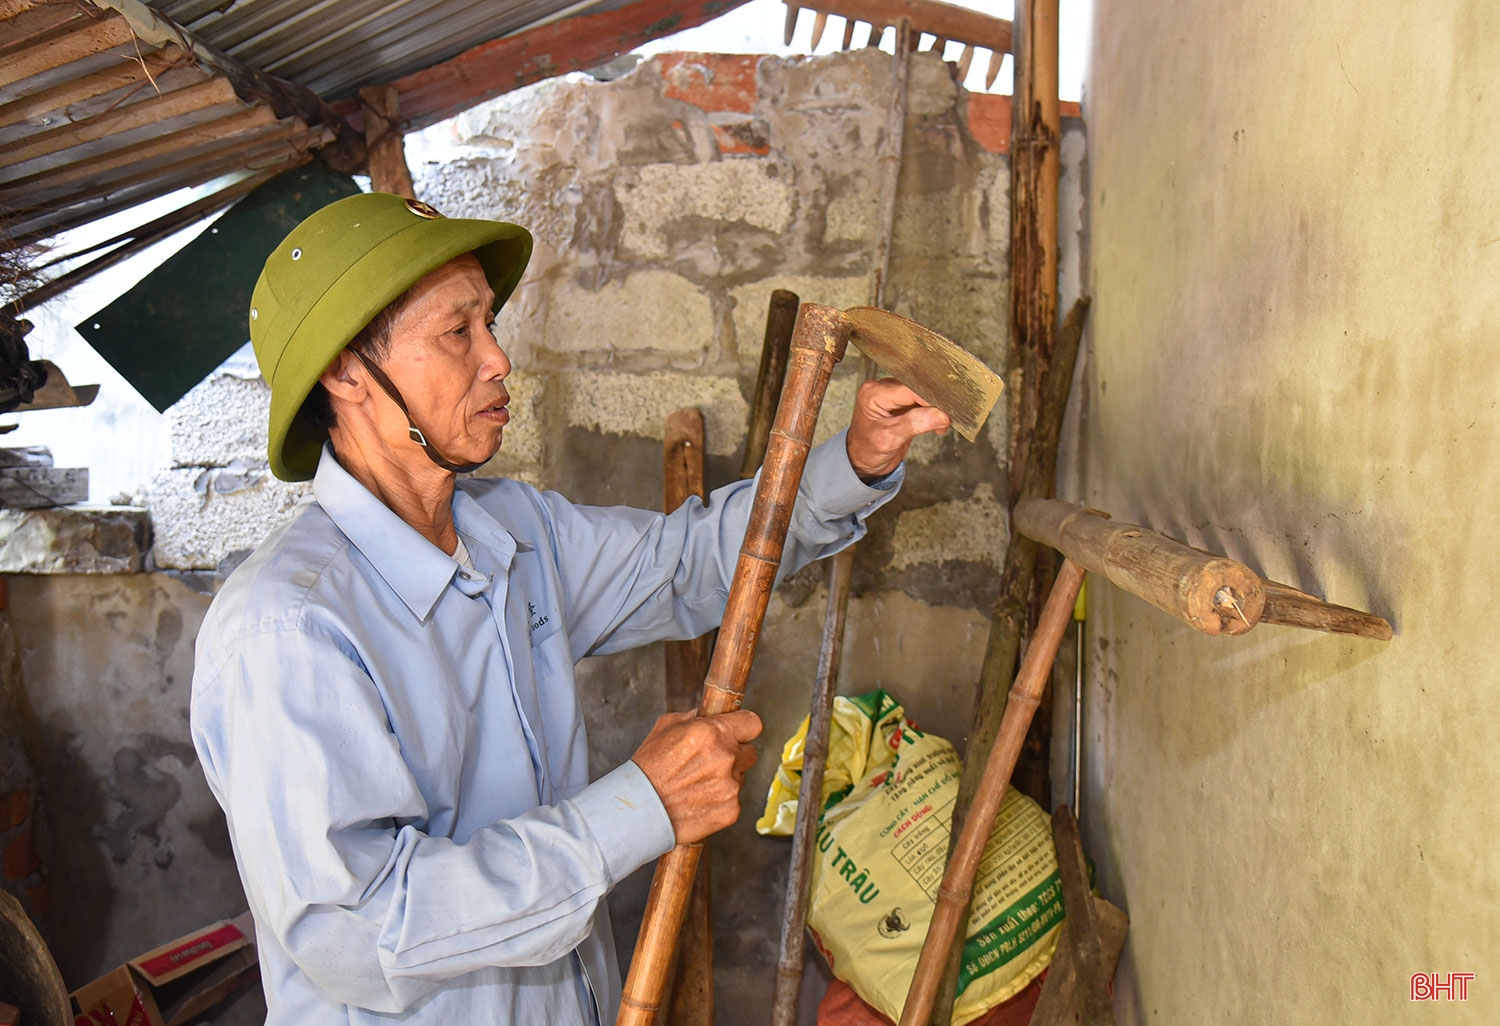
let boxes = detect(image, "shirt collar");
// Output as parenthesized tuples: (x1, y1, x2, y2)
(313, 444, 460, 622)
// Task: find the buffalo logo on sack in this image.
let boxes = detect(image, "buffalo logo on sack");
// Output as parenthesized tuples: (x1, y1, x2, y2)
(877, 908, 910, 939)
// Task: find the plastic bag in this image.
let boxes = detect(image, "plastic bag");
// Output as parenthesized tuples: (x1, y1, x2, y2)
(759, 690, 1064, 1026)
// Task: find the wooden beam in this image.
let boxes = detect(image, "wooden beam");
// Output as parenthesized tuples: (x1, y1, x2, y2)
(0, 1, 93, 58)
(8, 127, 318, 237)
(0, 44, 191, 131)
(794, 0, 1010, 54)
(0, 103, 277, 190)
(1028, 897, 1130, 1026)
(19, 171, 270, 308)
(0, 467, 87, 507)
(0, 76, 239, 170)
(0, 11, 134, 90)
(87, 0, 365, 172)
(358, 83, 414, 198)
(338, 0, 757, 135)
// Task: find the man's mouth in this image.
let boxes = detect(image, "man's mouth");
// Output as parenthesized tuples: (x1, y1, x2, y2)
(478, 392, 510, 422)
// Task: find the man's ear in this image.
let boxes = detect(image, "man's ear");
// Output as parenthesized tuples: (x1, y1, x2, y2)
(319, 349, 366, 402)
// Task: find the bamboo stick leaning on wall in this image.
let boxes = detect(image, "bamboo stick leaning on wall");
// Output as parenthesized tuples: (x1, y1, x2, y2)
(768, 19, 912, 1026)
(618, 305, 854, 1026)
(742, 290, 799, 479)
(930, 297, 1088, 1024)
(897, 558, 1087, 1026)
(1013, 499, 1393, 641)
(660, 408, 714, 1026)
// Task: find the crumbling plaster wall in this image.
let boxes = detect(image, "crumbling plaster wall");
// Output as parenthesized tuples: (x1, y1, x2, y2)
(10, 48, 1087, 1017)
(1081, 1, 1497, 1023)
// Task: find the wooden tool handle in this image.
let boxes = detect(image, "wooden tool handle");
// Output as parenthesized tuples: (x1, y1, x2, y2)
(617, 304, 851, 1026)
(1014, 497, 1265, 635)
(898, 558, 1086, 1026)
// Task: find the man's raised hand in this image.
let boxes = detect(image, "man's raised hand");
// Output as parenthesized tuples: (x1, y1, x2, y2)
(845, 378, 951, 481)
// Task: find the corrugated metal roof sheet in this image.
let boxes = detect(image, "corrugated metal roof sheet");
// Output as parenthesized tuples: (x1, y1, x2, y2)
(149, 0, 627, 99)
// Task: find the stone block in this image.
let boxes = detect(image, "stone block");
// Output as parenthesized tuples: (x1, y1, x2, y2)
(0, 507, 150, 574)
(728, 275, 868, 364)
(168, 370, 271, 468)
(146, 467, 307, 571)
(887, 483, 1008, 571)
(561, 371, 748, 457)
(615, 163, 793, 260)
(545, 271, 714, 358)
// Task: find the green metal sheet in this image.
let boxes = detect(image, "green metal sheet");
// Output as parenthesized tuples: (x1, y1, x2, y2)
(77, 164, 362, 412)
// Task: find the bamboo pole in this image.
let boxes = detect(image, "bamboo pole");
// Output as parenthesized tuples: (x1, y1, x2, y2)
(1014, 498, 1265, 636)
(929, 297, 1088, 1025)
(768, 23, 910, 1023)
(660, 408, 714, 1026)
(617, 304, 852, 1026)
(1006, 0, 1061, 500)
(897, 558, 1086, 1026)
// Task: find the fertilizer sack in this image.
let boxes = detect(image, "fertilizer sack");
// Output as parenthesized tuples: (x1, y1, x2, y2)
(758, 690, 1063, 1026)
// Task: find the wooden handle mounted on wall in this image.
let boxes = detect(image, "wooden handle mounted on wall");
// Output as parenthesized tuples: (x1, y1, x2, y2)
(617, 304, 852, 1026)
(1013, 497, 1265, 635)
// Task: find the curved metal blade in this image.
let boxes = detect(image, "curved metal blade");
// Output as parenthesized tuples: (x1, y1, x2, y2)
(842, 307, 1003, 442)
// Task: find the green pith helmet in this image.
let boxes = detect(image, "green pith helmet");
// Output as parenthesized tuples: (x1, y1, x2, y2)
(250, 192, 533, 481)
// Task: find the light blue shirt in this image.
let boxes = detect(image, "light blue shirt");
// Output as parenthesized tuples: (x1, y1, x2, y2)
(190, 431, 900, 1026)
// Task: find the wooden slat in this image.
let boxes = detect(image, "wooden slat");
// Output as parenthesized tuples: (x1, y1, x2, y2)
(8, 125, 320, 237)
(0, 76, 239, 170)
(0, 43, 191, 131)
(0, 1, 91, 56)
(0, 103, 277, 192)
(0, 467, 88, 508)
(0, 12, 135, 90)
(803, 0, 1010, 53)
(333, 0, 757, 135)
(8, 124, 322, 238)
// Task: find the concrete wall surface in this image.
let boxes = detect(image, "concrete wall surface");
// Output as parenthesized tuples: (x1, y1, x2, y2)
(1082, 1, 1497, 1022)
(8, 48, 1085, 1023)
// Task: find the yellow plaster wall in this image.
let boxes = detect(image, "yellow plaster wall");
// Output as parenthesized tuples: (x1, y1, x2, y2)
(1080, 1, 1499, 1021)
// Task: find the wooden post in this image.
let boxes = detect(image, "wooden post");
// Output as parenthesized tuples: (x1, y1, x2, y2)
(897, 559, 1086, 1026)
(618, 304, 851, 1026)
(359, 84, 415, 199)
(1050, 806, 1114, 1026)
(660, 408, 714, 1026)
(1028, 897, 1130, 1026)
(741, 291, 799, 480)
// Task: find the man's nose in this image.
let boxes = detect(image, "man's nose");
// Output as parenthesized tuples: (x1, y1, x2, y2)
(482, 331, 512, 380)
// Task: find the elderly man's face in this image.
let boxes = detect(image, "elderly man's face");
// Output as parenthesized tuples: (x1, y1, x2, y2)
(378, 253, 512, 466)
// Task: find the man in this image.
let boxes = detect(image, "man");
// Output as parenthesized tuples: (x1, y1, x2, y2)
(190, 192, 948, 1025)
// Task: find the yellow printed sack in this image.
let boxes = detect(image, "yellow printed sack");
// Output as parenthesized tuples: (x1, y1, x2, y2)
(758, 690, 1063, 1026)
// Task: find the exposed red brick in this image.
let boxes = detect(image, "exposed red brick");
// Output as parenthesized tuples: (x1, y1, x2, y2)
(658, 53, 761, 115)
(967, 93, 1012, 154)
(967, 95, 1083, 154)
(0, 787, 30, 833)
(3, 825, 38, 880)
(712, 123, 770, 158)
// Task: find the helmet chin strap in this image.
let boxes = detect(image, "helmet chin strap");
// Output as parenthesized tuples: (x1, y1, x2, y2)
(349, 348, 486, 474)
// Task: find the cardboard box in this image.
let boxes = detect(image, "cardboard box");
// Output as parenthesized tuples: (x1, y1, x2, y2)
(71, 912, 258, 1026)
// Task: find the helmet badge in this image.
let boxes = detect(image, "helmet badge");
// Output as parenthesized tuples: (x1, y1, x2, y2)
(404, 199, 443, 219)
